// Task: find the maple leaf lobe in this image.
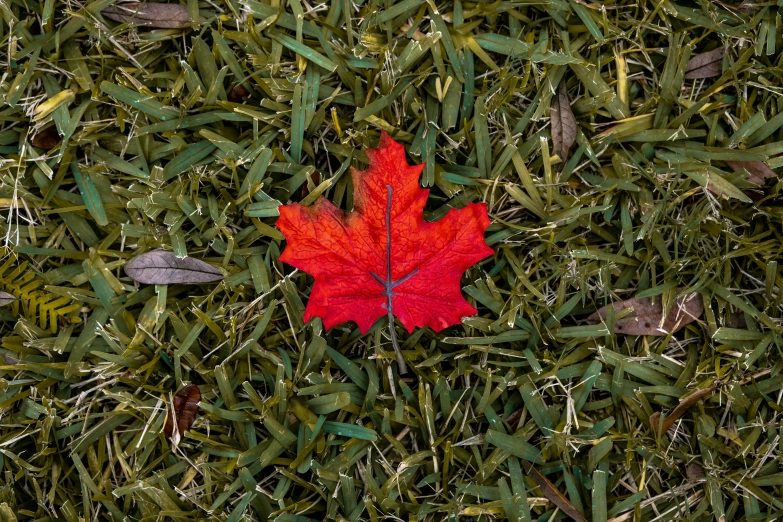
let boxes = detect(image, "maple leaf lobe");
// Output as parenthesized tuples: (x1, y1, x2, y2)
(277, 131, 493, 334)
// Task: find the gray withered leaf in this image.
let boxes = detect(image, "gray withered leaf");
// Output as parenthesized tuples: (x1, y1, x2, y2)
(587, 292, 703, 336)
(125, 250, 224, 284)
(726, 160, 777, 185)
(103, 3, 192, 29)
(550, 80, 577, 165)
(0, 292, 17, 307)
(683, 48, 725, 79)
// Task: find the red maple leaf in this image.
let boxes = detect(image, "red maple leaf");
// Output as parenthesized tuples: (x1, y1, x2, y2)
(276, 131, 492, 344)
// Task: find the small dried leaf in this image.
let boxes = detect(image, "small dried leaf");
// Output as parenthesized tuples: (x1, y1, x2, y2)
(551, 81, 577, 164)
(521, 461, 587, 522)
(505, 407, 523, 430)
(164, 384, 201, 439)
(400, 23, 426, 41)
(726, 160, 777, 185)
(0, 292, 17, 307)
(651, 386, 717, 435)
(683, 48, 725, 79)
(686, 462, 705, 480)
(103, 3, 192, 29)
(301, 171, 321, 198)
(31, 127, 62, 149)
(724, 308, 747, 329)
(125, 250, 224, 284)
(228, 84, 250, 103)
(587, 293, 703, 336)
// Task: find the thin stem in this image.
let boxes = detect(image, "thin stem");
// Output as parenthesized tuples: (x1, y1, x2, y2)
(384, 185, 406, 373)
(369, 186, 419, 374)
(387, 296, 405, 373)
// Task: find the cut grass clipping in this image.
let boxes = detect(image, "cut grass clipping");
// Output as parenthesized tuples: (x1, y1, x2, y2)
(1, 0, 783, 521)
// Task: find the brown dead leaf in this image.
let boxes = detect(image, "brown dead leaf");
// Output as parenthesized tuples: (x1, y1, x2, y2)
(301, 171, 321, 198)
(228, 84, 250, 103)
(103, 3, 192, 29)
(521, 461, 588, 522)
(683, 48, 725, 79)
(587, 293, 703, 336)
(31, 127, 61, 149)
(651, 386, 717, 435)
(726, 160, 777, 185)
(551, 81, 577, 164)
(164, 384, 201, 439)
(724, 309, 747, 329)
(505, 407, 523, 430)
(686, 462, 705, 480)
(400, 23, 426, 41)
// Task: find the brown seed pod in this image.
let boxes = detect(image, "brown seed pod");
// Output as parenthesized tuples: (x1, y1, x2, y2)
(164, 384, 201, 438)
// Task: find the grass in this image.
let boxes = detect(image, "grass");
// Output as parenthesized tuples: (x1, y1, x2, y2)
(1, 0, 783, 521)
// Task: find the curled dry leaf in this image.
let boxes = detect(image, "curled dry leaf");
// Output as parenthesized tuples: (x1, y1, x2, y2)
(551, 81, 577, 164)
(125, 250, 224, 285)
(164, 384, 201, 439)
(521, 461, 587, 522)
(726, 160, 777, 185)
(103, 3, 192, 29)
(683, 48, 725, 79)
(31, 127, 62, 149)
(587, 293, 703, 336)
(650, 385, 717, 435)
(0, 292, 17, 307)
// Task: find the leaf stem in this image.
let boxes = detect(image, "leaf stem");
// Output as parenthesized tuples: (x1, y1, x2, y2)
(384, 185, 406, 374)
(370, 186, 419, 373)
